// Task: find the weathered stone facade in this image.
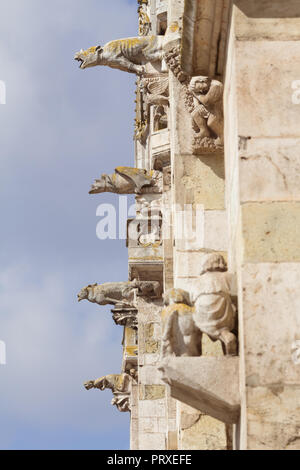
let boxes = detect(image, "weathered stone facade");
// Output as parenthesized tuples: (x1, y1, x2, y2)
(77, 0, 300, 450)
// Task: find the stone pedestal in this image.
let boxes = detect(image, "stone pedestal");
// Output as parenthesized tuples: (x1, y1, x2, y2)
(159, 357, 240, 424)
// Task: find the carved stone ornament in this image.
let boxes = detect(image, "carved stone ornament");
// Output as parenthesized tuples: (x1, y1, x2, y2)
(135, 75, 169, 141)
(164, 46, 224, 154)
(138, 1, 151, 37)
(136, 210, 162, 248)
(111, 305, 138, 329)
(84, 372, 137, 413)
(137, 221, 162, 248)
(89, 167, 162, 195)
(74, 22, 181, 75)
(74, 36, 166, 75)
(77, 280, 161, 309)
(161, 255, 237, 357)
(140, 75, 169, 106)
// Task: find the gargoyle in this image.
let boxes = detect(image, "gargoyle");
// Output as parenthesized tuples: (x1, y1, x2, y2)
(74, 36, 165, 75)
(190, 254, 237, 356)
(77, 280, 161, 308)
(161, 288, 202, 357)
(84, 372, 136, 413)
(89, 167, 162, 195)
(74, 23, 181, 75)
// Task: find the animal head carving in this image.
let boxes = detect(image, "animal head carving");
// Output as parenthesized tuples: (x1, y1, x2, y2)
(77, 284, 97, 302)
(84, 376, 107, 391)
(84, 380, 95, 390)
(74, 46, 103, 69)
(89, 174, 111, 194)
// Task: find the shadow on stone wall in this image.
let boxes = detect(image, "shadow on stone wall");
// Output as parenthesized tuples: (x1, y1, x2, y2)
(235, 0, 300, 19)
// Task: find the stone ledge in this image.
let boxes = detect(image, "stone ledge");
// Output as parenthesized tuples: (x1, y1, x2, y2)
(158, 357, 240, 424)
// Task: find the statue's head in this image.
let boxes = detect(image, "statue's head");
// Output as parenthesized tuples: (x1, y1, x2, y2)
(199, 254, 227, 275)
(163, 288, 191, 306)
(189, 76, 211, 95)
(89, 174, 110, 194)
(77, 284, 97, 302)
(74, 46, 103, 69)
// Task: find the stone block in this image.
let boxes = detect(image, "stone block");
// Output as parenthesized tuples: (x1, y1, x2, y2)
(138, 433, 166, 450)
(139, 417, 159, 434)
(139, 399, 166, 418)
(236, 41, 300, 138)
(143, 353, 161, 365)
(174, 210, 228, 252)
(174, 250, 227, 280)
(180, 414, 228, 450)
(179, 154, 225, 210)
(242, 202, 300, 262)
(167, 431, 178, 450)
(139, 365, 165, 385)
(241, 263, 300, 385)
(239, 138, 300, 202)
(158, 417, 168, 433)
(139, 385, 166, 401)
(246, 385, 300, 450)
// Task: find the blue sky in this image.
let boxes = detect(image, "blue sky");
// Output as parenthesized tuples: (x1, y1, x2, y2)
(0, 0, 139, 450)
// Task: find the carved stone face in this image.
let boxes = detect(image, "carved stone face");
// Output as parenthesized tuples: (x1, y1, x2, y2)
(189, 76, 211, 95)
(74, 46, 103, 69)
